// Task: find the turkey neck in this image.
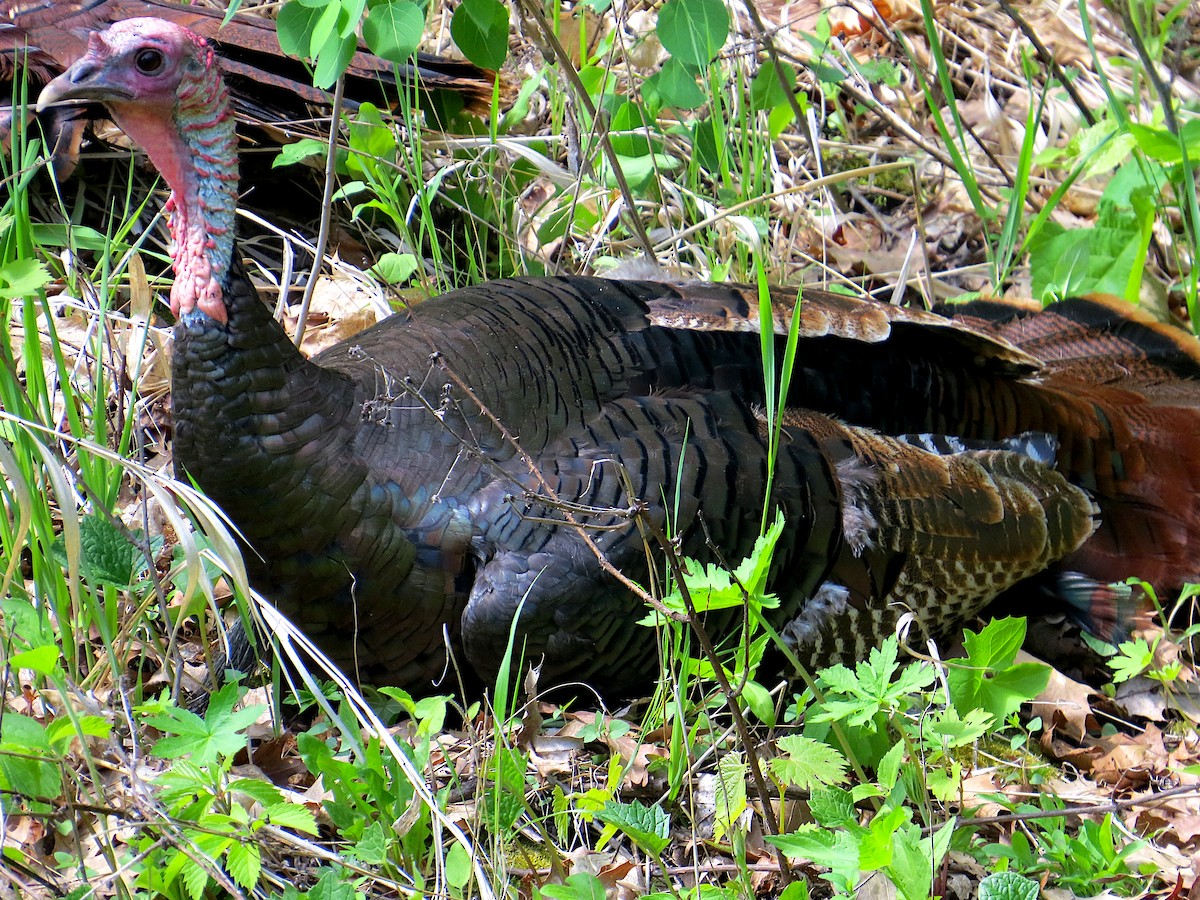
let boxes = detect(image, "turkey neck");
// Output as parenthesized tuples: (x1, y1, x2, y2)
(107, 35, 355, 487)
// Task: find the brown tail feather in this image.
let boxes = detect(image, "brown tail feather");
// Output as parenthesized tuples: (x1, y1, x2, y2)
(938, 295, 1200, 591)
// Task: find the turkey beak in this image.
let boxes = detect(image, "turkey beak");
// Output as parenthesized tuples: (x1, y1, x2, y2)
(37, 60, 134, 112)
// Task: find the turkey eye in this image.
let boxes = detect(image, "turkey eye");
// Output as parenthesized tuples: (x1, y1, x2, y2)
(135, 49, 164, 74)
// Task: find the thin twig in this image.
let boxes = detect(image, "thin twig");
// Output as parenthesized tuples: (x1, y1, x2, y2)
(294, 73, 346, 346)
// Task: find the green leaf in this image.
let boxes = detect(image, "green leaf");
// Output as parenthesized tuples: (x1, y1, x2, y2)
(733, 511, 785, 597)
(808, 785, 854, 827)
(181, 855, 211, 900)
(312, 31, 357, 90)
(295, 868, 359, 900)
(644, 57, 706, 110)
(347, 820, 388, 864)
(264, 802, 318, 835)
(593, 800, 671, 856)
(765, 824, 838, 860)
(225, 839, 261, 890)
(925, 706, 994, 748)
(273, 138, 327, 169)
(371, 252, 420, 284)
(1028, 196, 1148, 302)
(961, 616, 1026, 668)
(8, 645, 60, 676)
(0, 715, 60, 799)
(749, 61, 795, 112)
(949, 620, 1049, 722)
(885, 818, 955, 900)
(1109, 637, 1154, 683)
(979, 871, 1041, 900)
(859, 805, 906, 871)
(769, 736, 849, 789)
(1127, 120, 1200, 164)
(81, 514, 145, 587)
(451, 0, 509, 70)
(140, 683, 265, 767)
(541, 872, 608, 900)
(445, 842, 472, 889)
(608, 101, 656, 157)
(488, 747, 527, 796)
(657, 0, 730, 66)
(713, 752, 747, 842)
(876, 740, 904, 788)
(482, 787, 524, 833)
(0, 258, 50, 299)
(46, 715, 110, 754)
(740, 678, 776, 726)
(228, 777, 285, 806)
(276, 2, 320, 57)
(277, 0, 358, 88)
(363, 0, 425, 64)
(767, 826, 860, 892)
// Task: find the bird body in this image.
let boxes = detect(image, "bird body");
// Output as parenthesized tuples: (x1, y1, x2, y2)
(37, 19, 1200, 696)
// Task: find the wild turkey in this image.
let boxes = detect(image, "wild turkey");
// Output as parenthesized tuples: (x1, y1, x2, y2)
(36, 19, 1200, 696)
(1, 0, 494, 177)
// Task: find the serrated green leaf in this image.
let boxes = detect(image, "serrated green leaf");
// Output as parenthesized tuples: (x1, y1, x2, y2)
(928, 707, 995, 750)
(885, 817, 955, 900)
(225, 839, 261, 890)
(0, 751, 60, 799)
(808, 785, 854, 827)
(264, 802, 318, 835)
(962, 617, 1026, 668)
(0, 258, 50, 298)
(979, 871, 1040, 900)
(1, 713, 50, 750)
(767, 826, 859, 892)
(876, 740, 904, 788)
(81, 514, 143, 586)
(765, 823, 837, 859)
(733, 511, 785, 597)
(769, 736, 848, 789)
(713, 753, 747, 842)
(347, 820, 388, 864)
(181, 857, 210, 900)
(299, 868, 359, 900)
(228, 778, 285, 807)
(141, 683, 265, 766)
(657, 0, 730, 66)
(482, 787, 524, 833)
(594, 800, 671, 855)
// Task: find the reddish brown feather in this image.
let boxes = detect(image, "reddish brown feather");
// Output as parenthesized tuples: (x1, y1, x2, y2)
(937, 295, 1200, 591)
